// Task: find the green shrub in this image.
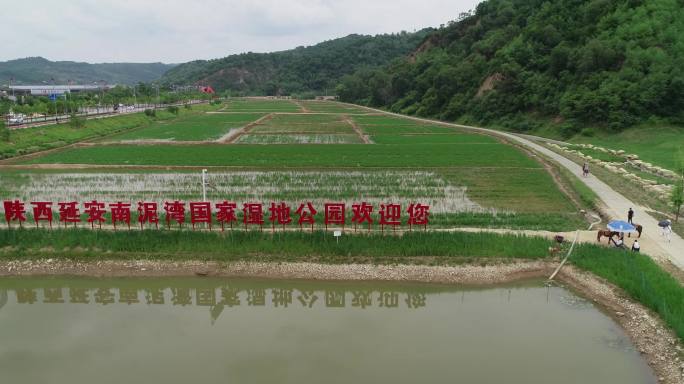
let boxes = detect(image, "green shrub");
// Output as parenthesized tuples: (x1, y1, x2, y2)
(69, 113, 86, 129)
(0, 119, 9, 142)
(166, 105, 179, 115)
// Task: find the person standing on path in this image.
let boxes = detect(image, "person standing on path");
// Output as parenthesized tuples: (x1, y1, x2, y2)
(628, 208, 634, 224)
(631, 240, 640, 252)
(662, 222, 672, 243)
(582, 163, 589, 177)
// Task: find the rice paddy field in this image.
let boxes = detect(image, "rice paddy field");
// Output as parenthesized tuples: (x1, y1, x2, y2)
(0, 99, 587, 230)
(104, 113, 264, 142)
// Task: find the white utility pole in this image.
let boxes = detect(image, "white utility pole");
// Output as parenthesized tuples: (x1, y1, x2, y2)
(201, 169, 208, 202)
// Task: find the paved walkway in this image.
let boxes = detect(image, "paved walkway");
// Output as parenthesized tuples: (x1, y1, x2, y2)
(353, 104, 684, 269)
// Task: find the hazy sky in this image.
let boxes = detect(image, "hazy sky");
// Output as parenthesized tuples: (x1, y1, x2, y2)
(1, 0, 481, 63)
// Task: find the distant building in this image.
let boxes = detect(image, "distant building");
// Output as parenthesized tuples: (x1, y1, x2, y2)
(315, 95, 338, 101)
(8, 84, 106, 96)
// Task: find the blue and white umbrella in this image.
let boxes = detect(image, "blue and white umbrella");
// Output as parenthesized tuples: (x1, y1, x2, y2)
(607, 220, 637, 233)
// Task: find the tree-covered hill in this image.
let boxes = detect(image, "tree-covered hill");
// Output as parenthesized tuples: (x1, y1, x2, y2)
(0, 57, 175, 85)
(337, 0, 684, 136)
(160, 31, 432, 96)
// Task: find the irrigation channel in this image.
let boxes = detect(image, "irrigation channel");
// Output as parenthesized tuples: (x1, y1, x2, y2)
(0, 277, 656, 383)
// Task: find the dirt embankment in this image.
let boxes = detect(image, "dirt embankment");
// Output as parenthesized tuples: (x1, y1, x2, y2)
(0, 259, 681, 382)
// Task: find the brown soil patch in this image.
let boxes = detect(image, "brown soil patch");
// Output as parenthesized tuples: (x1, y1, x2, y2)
(343, 115, 371, 144)
(217, 113, 274, 143)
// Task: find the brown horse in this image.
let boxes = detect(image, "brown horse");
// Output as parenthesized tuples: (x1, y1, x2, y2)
(628, 224, 643, 238)
(597, 230, 619, 243)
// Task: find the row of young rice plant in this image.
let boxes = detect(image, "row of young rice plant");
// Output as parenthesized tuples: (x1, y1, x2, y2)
(16, 142, 536, 167)
(0, 170, 484, 214)
(0, 228, 557, 261)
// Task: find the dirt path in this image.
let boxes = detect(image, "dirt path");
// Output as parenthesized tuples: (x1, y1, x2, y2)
(292, 100, 310, 113)
(342, 102, 684, 270)
(343, 115, 371, 144)
(216, 113, 274, 143)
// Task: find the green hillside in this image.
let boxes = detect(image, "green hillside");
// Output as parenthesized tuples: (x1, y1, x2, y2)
(160, 31, 432, 96)
(338, 0, 684, 136)
(0, 57, 175, 85)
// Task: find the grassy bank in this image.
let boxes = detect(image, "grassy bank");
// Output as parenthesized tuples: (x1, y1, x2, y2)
(571, 244, 684, 342)
(1, 227, 683, 342)
(0, 228, 554, 262)
(0, 105, 216, 160)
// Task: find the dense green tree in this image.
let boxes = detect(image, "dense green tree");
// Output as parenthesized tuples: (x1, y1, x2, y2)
(162, 31, 432, 95)
(340, 0, 684, 135)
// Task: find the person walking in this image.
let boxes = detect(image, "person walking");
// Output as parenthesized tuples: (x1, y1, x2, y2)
(582, 163, 589, 177)
(627, 208, 634, 224)
(663, 222, 672, 243)
(631, 239, 640, 252)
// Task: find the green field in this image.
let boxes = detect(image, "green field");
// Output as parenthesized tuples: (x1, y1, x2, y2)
(222, 98, 301, 112)
(18, 143, 539, 168)
(571, 125, 684, 171)
(1, 98, 586, 230)
(300, 100, 369, 113)
(104, 113, 264, 141)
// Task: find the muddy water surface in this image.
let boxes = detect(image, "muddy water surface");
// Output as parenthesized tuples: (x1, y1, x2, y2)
(0, 278, 655, 384)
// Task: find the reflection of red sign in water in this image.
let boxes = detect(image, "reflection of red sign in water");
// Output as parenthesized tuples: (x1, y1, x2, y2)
(2, 199, 430, 232)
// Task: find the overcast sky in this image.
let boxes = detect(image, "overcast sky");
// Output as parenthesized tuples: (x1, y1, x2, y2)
(1, 0, 481, 64)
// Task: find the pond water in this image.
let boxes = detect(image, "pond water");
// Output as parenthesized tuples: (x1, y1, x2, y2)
(0, 277, 655, 384)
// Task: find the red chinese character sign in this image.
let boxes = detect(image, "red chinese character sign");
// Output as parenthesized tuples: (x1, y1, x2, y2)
(324, 203, 345, 231)
(58, 202, 80, 227)
(190, 202, 212, 230)
(351, 202, 373, 232)
(31, 201, 53, 228)
(164, 201, 186, 229)
(84, 200, 106, 229)
(407, 203, 430, 230)
(215, 201, 237, 231)
(2, 199, 432, 233)
(110, 202, 131, 230)
(269, 202, 292, 232)
(295, 202, 317, 232)
(243, 203, 264, 230)
(379, 203, 401, 232)
(138, 202, 159, 229)
(3, 200, 27, 227)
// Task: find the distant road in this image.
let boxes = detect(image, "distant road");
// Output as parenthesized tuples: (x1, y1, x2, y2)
(6, 100, 207, 130)
(351, 103, 684, 270)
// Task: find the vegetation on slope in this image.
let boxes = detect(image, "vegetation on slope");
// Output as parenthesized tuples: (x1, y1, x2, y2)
(0, 57, 175, 85)
(338, 0, 684, 136)
(160, 32, 432, 96)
